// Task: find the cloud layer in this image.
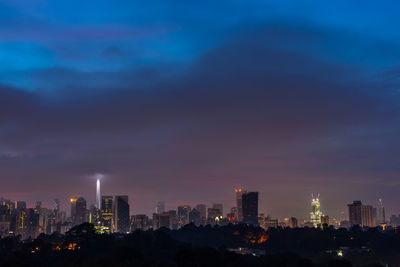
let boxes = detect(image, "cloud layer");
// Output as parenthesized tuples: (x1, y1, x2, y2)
(1, 2, 400, 219)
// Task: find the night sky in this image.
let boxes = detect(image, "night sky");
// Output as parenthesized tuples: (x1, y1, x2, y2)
(1, 0, 400, 220)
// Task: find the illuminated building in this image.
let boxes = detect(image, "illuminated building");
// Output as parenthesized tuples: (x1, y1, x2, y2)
(378, 199, 386, 224)
(37, 207, 49, 235)
(310, 193, 323, 227)
(264, 218, 278, 228)
(279, 220, 288, 228)
(101, 196, 113, 231)
(189, 208, 201, 226)
(361, 205, 374, 227)
(242, 192, 258, 225)
(177, 205, 191, 228)
(228, 207, 238, 222)
(153, 213, 172, 229)
(207, 208, 222, 225)
(258, 213, 265, 225)
(156, 201, 165, 214)
(114, 195, 129, 233)
(289, 217, 298, 228)
(17, 208, 27, 236)
(235, 188, 246, 222)
(348, 201, 362, 226)
(89, 204, 101, 226)
(74, 197, 87, 226)
(70, 197, 78, 222)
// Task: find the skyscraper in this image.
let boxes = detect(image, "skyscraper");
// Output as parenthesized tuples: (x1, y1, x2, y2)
(242, 192, 259, 225)
(101, 196, 113, 230)
(156, 201, 165, 214)
(372, 207, 377, 226)
(74, 197, 87, 226)
(310, 193, 323, 227)
(235, 189, 245, 222)
(70, 197, 78, 220)
(89, 204, 100, 226)
(96, 178, 101, 210)
(114, 195, 130, 233)
(348, 201, 362, 226)
(177, 205, 191, 228)
(378, 199, 386, 225)
(361, 205, 374, 227)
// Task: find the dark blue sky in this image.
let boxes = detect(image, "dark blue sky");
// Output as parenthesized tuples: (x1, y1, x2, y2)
(1, 0, 400, 220)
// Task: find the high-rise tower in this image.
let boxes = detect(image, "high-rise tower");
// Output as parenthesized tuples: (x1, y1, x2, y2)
(74, 197, 87, 226)
(378, 198, 385, 225)
(177, 205, 191, 228)
(348, 200, 362, 226)
(235, 188, 246, 222)
(96, 177, 101, 209)
(310, 193, 323, 227)
(101, 196, 113, 231)
(361, 205, 374, 227)
(114, 196, 130, 233)
(242, 192, 259, 225)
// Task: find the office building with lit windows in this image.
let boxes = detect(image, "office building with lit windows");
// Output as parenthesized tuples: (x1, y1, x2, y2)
(310, 194, 324, 227)
(101, 196, 113, 231)
(177, 205, 191, 228)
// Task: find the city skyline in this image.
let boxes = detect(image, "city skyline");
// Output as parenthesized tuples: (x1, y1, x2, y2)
(1, 177, 397, 241)
(0, 178, 395, 222)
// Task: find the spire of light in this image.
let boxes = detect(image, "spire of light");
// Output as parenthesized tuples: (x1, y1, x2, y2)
(96, 176, 101, 209)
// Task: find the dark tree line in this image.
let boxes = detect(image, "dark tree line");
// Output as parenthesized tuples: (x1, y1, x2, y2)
(0, 223, 398, 267)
